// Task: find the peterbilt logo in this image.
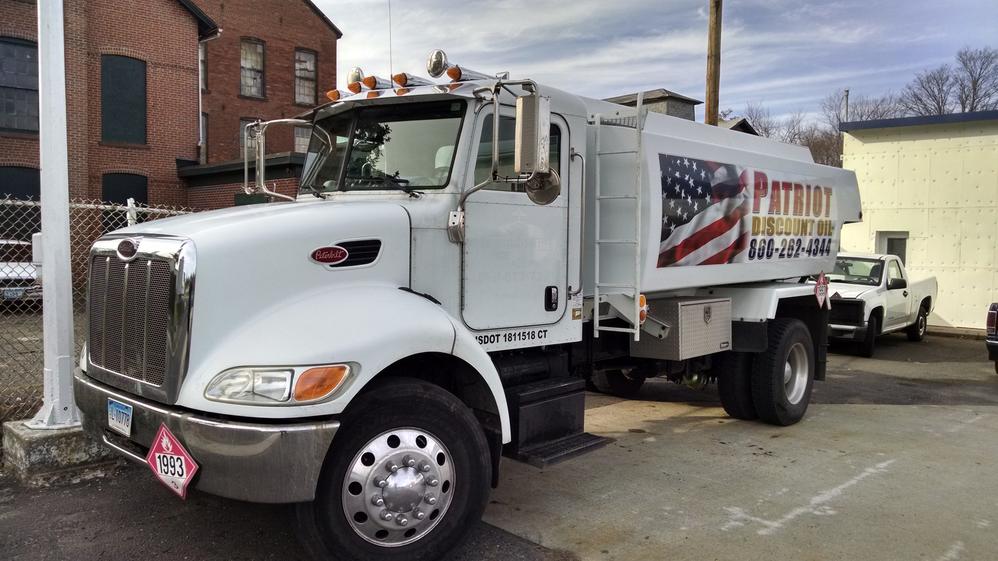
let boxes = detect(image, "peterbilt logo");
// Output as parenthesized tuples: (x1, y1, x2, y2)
(117, 239, 139, 261)
(310, 246, 349, 265)
(704, 305, 712, 324)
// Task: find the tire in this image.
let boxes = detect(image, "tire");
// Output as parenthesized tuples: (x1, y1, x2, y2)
(751, 318, 815, 426)
(859, 313, 879, 358)
(906, 305, 928, 342)
(590, 367, 646, 398)
(716, 352, 757, 420)
(296, 378, 491, 561)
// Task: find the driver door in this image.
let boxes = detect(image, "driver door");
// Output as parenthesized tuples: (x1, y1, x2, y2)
(461, 108, 569, 330)
(885, 260, 909, 328)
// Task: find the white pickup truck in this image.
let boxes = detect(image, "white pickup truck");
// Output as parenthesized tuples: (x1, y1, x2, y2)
(827, 253, 937, 356)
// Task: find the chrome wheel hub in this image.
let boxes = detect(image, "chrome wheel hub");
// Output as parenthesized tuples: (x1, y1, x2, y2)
(783, 342, 809, 405)
(342, 428, 454, 547)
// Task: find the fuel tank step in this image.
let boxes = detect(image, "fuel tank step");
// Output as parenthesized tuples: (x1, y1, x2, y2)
(513, 432, 611, 468)
(503, 376, 611, 467)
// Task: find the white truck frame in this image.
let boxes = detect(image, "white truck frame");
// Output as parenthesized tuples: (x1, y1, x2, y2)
(827, 252, 937, 357)
(74, 51, 861, 561)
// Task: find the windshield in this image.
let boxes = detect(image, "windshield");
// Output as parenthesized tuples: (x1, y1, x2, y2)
(826, 257, 884, 286)
(300, 100, 467, 194)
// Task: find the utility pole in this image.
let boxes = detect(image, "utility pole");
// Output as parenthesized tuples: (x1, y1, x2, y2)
(843, 88, 850, 122)
(29, 0, 79, 429)
(705, 0, 723, 125)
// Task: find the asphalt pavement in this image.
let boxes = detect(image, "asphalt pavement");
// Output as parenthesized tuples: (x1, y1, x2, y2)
(2, 333, 995, 561)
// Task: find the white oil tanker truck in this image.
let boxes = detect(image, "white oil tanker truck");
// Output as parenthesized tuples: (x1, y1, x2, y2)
(74, 50, 861, 561)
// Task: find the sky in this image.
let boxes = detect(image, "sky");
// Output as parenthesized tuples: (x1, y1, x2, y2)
(313, 0, 998, 122)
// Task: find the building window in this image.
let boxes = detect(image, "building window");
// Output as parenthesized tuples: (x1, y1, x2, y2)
(877, 231, 909, 265)
(101, 55, 147, 144)
(199, 112, 208, 163)
(0, 166, 41, 240)
(199, 42, 207, 92)
(0, 38, 39, 133)
(240, 118, 259, 155)
(294, 126, 311, 153)
(294, 49, 317, 105)
(101, 173, 148, 204)
(240, 38, 265, 98)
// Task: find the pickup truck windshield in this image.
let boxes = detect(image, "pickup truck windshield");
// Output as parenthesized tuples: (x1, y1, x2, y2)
(300, 100, 466, 194)
(827, 257, 884, 286)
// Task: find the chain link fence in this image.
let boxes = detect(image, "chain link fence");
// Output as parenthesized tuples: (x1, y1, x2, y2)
(0, 197, 194, 423)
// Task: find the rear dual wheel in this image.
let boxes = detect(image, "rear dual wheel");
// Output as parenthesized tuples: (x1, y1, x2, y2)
(296, 378, 491, 561)
(717, 318, 814, 426)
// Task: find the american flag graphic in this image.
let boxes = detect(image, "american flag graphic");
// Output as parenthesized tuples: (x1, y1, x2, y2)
(658, 154, 751, 267)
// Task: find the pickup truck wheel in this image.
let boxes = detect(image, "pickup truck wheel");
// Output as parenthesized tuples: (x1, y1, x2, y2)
(590, 367, 646, 398)
(716, 352, 757, 420)
(906, 306, 928, 342)
(859, 314, 879, 358)
(296, 378, 491, 561)
(751, 318, 814, 426)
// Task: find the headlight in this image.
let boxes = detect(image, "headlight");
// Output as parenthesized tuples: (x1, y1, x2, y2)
(204, 364, 351, 405)
(205, 368, 292, 404)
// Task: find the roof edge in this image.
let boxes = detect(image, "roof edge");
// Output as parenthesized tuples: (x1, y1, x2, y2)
(840, 110, 998, 132)
(176, 0, 219, 40)
(303, 0, 344, 38)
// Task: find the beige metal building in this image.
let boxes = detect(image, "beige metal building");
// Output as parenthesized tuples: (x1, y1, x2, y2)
(840, 111, 998, 330)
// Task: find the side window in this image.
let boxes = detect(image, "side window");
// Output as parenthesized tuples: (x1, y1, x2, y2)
(887, 261, 903, 284)
(0, 38, 39, 132)
(474, 114, 561, 192)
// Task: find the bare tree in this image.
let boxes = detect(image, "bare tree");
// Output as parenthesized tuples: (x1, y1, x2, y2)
(743, 102, 779, 138)
(954, 46, 998, 112)
(820, 90, 903, 130)
(900, 65, 956, 116)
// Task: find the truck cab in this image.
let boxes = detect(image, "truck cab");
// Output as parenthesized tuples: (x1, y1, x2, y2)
(75, 51, 861, 561)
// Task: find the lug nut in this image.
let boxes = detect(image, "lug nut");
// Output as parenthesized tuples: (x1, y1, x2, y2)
(386, 461, 399, 473)
(371, 495, 384, 507)
(427, 478, 439, 487)
(414, 510, 425, 520)
(375, 477, 387, 488)
(425, 495, 437, 505)
(380, 510, 394, 521)
(418, 462, 431, 473)
(396, 516, 408, 527)
(403, 455, 416, 468)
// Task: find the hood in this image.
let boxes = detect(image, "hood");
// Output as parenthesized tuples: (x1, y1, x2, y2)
(828, 281, 877, 300)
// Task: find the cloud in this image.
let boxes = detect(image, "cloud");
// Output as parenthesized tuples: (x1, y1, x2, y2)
(312, 0, 998, 117)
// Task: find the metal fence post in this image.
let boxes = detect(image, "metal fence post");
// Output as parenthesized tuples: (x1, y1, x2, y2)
(126, 197, 138, 226)
(28, 0, 80, 429)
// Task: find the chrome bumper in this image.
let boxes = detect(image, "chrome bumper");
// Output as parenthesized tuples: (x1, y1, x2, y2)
(74, 370, 339, 503)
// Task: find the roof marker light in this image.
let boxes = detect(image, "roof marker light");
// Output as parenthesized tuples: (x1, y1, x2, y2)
(392, 72, 433, 88)
(326, 89, 344, 102)
(445, 64, 492, 83)
(361, 75, 392, 90)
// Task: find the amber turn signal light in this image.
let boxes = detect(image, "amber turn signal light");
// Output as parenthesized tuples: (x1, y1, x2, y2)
(294, 365, 349, 402)
(638, 294, 648, 324)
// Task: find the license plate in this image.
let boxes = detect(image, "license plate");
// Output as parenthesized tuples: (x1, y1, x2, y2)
(2, 288, 24, 300)
(107, 398, 133, 437)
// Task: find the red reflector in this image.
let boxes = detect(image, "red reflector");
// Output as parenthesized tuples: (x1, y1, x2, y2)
(987, 305, 997, 336)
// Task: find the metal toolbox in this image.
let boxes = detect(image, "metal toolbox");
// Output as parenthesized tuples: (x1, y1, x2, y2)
(629, 297, 732, 360)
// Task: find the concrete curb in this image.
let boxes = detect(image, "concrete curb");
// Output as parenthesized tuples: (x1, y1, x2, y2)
(927, 326, 987, 340)
(2, 420, 122, 487)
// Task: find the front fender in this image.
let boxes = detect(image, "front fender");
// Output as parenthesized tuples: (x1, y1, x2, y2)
(176, 284, 510, 442)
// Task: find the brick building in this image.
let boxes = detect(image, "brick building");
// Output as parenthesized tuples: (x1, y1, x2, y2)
(0, 0, 340, 211)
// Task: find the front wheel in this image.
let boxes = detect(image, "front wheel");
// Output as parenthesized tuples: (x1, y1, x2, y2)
(297, 378, 491, 561)
(859, 314, 879, 358)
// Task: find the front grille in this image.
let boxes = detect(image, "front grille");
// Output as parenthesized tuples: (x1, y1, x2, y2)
(829, 298, 865, 326)
(89, 255, 173, 386)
